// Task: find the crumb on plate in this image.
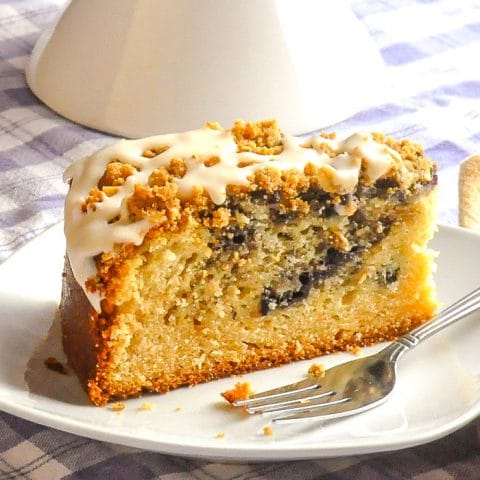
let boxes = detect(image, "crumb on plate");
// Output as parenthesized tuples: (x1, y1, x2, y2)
(43, 357, 68, 375)
(307, 363, 325, 379)
(138, 402, 154, 412)
(263, 426, 274, 436)
(110, 402, 125, 412)
(221, 382, 253, 404)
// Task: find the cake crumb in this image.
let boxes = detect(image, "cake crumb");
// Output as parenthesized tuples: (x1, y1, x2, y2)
(138, 402, 154, 412)
(221, 382, 253, 404)
(205, 120, 223, 131)
(308, 363, 326, 379)
(43, 357, 68, 375)
(215, 432, 225, 438)
(174, 407, 182, 412)
(110, 402, 125, 412)
(263, 426, 274, 436)
(352, 345, 362, 356)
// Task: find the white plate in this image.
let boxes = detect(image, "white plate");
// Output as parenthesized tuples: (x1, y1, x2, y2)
(0, 223, 479, 461)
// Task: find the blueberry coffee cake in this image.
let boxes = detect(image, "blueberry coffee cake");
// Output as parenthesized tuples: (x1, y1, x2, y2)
(60, 119, 438, 405)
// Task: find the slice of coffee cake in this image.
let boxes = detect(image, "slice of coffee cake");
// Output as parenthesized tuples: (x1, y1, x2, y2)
(61, 120, 438, 405)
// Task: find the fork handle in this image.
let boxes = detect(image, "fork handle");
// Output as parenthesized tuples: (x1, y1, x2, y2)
(387, 286, 480, 361)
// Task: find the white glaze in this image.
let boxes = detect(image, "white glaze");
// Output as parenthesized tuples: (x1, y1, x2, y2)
(64, 126, 401, 311)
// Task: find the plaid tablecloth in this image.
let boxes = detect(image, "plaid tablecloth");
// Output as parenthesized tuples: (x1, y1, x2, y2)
(1, 0, 480, 478)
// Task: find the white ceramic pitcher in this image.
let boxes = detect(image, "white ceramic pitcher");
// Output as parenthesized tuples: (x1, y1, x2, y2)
(27, 0, 388, 137)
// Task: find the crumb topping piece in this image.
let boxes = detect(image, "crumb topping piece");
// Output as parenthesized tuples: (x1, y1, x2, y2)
(232, 119, 283, 155)
(221, 381, 253, 404)
(98, 161, 137, 189)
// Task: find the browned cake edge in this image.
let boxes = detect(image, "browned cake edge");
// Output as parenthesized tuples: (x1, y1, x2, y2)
(61, 258, 100, 394)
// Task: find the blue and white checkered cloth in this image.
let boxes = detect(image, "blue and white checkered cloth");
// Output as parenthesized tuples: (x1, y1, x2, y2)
(1, 0, 479, 478)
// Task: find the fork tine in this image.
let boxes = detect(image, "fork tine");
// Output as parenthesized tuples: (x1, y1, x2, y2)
(260, 395, 350, 416)
(232, 378, 319, 407)
(272, 393, 388, 424)
(246, 389, 335, 414)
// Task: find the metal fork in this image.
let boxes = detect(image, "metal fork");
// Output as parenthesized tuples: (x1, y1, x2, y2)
(233, 287, 480, 423)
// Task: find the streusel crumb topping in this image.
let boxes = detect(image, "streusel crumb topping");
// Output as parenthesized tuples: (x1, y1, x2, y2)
(65, 120, 435, 311)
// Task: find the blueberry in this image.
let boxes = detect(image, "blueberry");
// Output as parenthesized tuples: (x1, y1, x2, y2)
(375, 177, 399, 191)
(383, 267, 399, 284)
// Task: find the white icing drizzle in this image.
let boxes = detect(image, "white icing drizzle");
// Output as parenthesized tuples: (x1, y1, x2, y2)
(63, 126, 402, 312)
